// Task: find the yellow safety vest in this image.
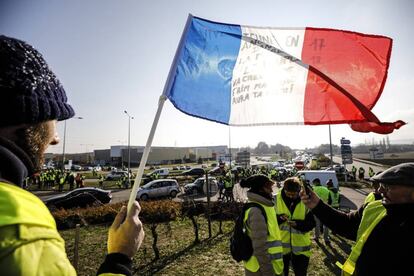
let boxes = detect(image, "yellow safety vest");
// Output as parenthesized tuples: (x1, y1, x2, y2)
(275, 193, 311, 257)
(243, 201, 284, 275)
(364, 192, 376, 204)
(313, 186, 330, 203)
(0, 181, 125, 276)
(336, 200, 386, 275)
(329, 190, 340, 208)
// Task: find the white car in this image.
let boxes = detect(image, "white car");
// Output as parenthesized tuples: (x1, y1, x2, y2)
(106, 171, 129, 181)
(146, 168, 169, 177)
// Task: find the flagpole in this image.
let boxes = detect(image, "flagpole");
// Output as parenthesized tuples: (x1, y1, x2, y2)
(329, 125, 333, 167)
(228, 126, 232, 184)
(127, 14, 193, 212)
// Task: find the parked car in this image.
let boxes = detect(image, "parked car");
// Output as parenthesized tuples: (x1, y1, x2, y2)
(106, 170, 129, 180)
(179, 165, 186, 170)
(44, 187, 112, 210)
(184, 177, 218, 195)
(136, 179, 180, 200)
(208, 166, 223, 176)
(182, 168, 205, 177)
(93, 166, 102, 172)
(71, 164, 83, 171)
(325, 164, 346, 174)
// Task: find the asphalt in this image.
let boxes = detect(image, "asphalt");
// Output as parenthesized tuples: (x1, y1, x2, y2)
(33, 182, 371, 211)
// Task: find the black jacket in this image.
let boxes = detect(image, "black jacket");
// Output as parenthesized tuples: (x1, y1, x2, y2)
(312, 200, 414, 275)
(277, 191, 315, 233)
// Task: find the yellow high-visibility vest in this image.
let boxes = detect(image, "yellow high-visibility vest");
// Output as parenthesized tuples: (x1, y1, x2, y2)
(364, 192, 376, 204)
(243, 201, 284, 275)
(275, 193, 311, 257)
(336, 200, 386, 275)
(329, 190, 340, 208)
(313, 186, 330, 203)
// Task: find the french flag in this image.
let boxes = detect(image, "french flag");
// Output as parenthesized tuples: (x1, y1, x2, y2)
(165, 15, 405, 134)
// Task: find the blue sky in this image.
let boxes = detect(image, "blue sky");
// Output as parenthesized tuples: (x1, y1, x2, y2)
(1, 0, 413, 153)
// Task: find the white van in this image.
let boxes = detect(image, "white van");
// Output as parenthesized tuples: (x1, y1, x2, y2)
(295, 170, 339, 189)
(148, 168, 169, 177)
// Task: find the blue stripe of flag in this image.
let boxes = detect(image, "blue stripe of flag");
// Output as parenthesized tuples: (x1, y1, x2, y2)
(166, 16, 242, 124)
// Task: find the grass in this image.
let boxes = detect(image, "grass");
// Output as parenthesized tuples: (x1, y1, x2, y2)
(60, 218, 354, 276)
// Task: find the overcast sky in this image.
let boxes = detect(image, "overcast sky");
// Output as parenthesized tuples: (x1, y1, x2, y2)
(1, 0, 413, 153)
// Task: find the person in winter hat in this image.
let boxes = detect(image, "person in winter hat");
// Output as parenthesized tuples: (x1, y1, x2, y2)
(0, 35, 144, 275)
(240, 175, 284, 275)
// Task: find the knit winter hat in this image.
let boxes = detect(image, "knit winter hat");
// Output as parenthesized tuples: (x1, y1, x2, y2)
(240, 174, 272, 190)
(0, 35, 75, 127)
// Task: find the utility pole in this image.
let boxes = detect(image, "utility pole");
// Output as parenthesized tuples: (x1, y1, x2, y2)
(62, 117, 83, 169)
(329, 125, 333, 167)
(124, 110, 134, 187)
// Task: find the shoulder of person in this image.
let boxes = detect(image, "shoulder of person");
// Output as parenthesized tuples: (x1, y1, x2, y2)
(0, 225, 76, 275)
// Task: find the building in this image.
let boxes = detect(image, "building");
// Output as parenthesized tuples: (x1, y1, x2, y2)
(94, 149, 111, 165)
(93, 145, 229, 167)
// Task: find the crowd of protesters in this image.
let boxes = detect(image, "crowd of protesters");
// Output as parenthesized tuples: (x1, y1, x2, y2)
(26, 168, 85, 191)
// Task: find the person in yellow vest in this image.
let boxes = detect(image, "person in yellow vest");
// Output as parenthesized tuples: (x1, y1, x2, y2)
(311, 178, 330, 242)
(300, 163, 414, 276)
(358, 167, 365, 180)
(368, 167, 375, 178)
(326, 179, 340, 209)
(276, 177, 315, 276)
(224, 173, 234, 201)
(0, 35, 144, 275)
(351, 166, 357, 181)
(239, 174, 284, 275)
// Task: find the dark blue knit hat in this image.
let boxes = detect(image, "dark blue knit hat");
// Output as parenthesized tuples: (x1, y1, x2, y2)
(0, 35, 75, 127)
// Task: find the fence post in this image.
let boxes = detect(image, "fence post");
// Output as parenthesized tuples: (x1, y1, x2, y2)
(74, 224, 80, 271)
(205, 171, 212, 238)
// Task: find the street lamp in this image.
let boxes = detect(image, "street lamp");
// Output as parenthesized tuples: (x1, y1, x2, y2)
(124, 110, 134, 186)
(62, 117, 83, 169)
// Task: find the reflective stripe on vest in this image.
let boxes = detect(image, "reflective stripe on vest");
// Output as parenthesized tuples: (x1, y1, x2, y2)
(337, 200, 386, 276)
(275, 193, 311, 257)
(243, 201, 284, 275)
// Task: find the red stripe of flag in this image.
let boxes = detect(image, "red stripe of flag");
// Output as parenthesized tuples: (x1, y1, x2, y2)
(301, 28, 404, 134)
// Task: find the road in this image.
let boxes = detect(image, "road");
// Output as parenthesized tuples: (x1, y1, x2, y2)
(102, 183, 370, 211)
(332, 156, 388, 176)
(37, 177, 371, 211)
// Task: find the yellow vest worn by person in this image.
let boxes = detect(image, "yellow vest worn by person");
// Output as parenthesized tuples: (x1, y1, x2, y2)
(313, 185, 330, 203)
(364, 192, 376, 204)
(243, 201, 284, 275)
(329, 190, 340, 208)
(336, 200, 387, 275)
(0, 181, 77, 275)
(275, 193, 311, 257)
(0, 182, 122, 276)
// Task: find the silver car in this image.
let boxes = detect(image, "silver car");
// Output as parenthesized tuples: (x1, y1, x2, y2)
(136, 179, 180, 200)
